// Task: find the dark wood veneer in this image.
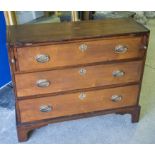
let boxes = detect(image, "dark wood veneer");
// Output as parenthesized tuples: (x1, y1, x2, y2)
(7, 18, 149, 46)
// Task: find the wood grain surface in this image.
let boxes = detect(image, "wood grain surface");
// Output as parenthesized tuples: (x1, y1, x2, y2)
(16, 36, 145, 72)
(18, 85, 139, 123)
(15, 60, 142, 98)
(7, 18, 149, 46)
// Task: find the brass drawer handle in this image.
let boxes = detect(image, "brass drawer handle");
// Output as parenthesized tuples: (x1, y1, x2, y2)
(79, 92, 86, 100)
(79, 68, 87, 76)
(111, 95, 122, 102)
(35, 54, 50, 63)
(36, 79, 51, 88)
(79, 44, 87, 52)
(40, 105, 52, 112)
(115, 45, 128, 53)
(112, 70, 125, 77)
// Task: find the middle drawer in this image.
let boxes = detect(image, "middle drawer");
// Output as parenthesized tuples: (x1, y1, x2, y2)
(15, 60, 142, 98)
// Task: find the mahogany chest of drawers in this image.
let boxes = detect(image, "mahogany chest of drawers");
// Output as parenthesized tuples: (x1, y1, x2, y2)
(7, 18, 149, 142)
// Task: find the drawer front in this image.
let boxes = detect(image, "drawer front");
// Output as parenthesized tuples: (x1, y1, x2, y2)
(15, 61, 142, 98)
(18, 85, 139, 123)
(17, 37, 144, 72)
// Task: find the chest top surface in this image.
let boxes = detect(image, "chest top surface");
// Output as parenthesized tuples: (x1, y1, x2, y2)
(7, 18, 149, 47)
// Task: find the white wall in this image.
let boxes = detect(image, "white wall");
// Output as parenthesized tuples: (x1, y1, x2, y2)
(16, 11, 44, 24)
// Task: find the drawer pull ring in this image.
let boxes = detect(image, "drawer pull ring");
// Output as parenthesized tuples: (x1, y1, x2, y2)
(111, 95, 122, 102)
(79, 44, 87, 52)
(35, 54, 50, 63)
(115, 45, 128, 53)
(112, 70, 125, 77)
(40, 105, 52, 112)
(79, 92, 86, 100)
(36, 79, 51, 88)
(79, 68, 87, 76)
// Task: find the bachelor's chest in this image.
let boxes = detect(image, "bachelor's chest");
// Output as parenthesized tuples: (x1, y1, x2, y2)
(7, 18, 150, 142)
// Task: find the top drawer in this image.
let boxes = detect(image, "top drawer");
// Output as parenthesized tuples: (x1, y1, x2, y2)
(16, 36, 145, 72)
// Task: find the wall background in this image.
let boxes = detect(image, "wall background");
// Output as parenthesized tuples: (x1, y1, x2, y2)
(0, 11, 11, 88)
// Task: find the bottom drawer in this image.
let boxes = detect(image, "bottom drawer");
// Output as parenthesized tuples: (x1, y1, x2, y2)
(18, 85, 139, 123)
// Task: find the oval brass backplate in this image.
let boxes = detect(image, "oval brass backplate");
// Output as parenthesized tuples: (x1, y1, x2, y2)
(114, 45, 128, 53)
(112, 70, 125, 77)
(35, 54, 50, 63)
(111, 95, 122, 102)
(39, 105, 52, 112)
(36, 79, 51, 88)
